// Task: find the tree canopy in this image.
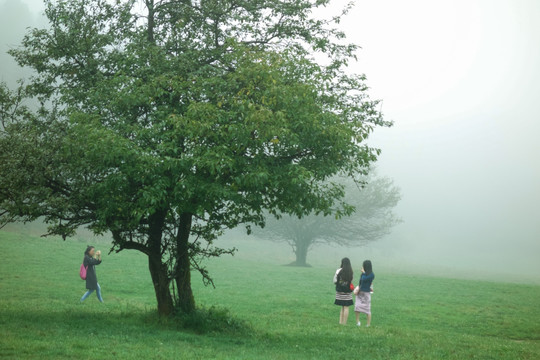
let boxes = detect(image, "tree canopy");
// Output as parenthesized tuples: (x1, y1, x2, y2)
(0, 0, 390, 316)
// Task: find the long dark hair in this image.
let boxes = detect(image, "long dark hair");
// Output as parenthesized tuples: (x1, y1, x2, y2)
(339, 257, 353, 282)
(84, 245, 95, 257)
(363, 260, 373, 275)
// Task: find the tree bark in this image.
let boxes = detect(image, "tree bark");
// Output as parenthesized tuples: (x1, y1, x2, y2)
(147, 210, 174, 316)
(175, 212, 195, 313)
(148, 251, 174, 316)
(145, 0, 155, 44)
(293, 236, 310, 267)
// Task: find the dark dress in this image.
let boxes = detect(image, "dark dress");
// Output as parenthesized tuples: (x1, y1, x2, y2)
(83, 255, 102, 290)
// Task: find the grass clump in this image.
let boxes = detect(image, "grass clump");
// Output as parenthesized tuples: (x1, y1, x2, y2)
(173, 306, 251, 335)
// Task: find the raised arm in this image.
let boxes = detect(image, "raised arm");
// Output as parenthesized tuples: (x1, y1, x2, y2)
(85, 251, 102, 266)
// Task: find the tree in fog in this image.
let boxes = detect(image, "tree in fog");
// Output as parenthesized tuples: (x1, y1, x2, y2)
(0, 0, 390, 316)
(255, 174, 401, 266)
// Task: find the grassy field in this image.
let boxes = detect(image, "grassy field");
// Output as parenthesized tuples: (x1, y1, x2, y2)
(0, 231, 539, 359)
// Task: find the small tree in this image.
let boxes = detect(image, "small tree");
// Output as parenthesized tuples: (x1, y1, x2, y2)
(0, 0, 390, 316)
(255, 174, 401, 266)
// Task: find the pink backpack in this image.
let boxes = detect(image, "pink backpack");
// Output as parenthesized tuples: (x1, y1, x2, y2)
(79, 263, 88, 280)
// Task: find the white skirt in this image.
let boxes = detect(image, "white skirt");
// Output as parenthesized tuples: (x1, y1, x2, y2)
(355, 291, 371, 314)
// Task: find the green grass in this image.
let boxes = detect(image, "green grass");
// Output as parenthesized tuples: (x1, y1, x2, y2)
(0, 231, 539, 359)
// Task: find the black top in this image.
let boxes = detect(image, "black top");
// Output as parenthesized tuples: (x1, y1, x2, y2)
(83, 255, 102, 290)
(336, 270, 353, 293)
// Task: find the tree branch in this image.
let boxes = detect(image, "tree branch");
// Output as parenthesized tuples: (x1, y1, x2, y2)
(111, 231, 150, 255)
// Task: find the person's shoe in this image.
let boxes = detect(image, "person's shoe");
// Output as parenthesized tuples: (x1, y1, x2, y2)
(356, 322, 361, 327)
(366, 324, 370, 328)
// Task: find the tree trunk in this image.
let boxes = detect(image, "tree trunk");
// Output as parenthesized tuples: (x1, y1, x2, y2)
(293, 237, 310, 267)
(145, 0, 155, 43)
(175, 212, 195, 313)
(147, 210, 173, 316)
(148, 251, 174, 316)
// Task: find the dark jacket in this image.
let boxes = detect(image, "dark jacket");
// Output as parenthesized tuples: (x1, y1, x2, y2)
(83, 255, 102, 290)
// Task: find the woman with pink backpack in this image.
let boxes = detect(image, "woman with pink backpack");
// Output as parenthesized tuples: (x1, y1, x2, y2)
(80, 245, 104, 303)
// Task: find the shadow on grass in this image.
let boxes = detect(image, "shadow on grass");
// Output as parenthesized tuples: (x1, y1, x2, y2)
(0, 304, 254, 337)
(283, 261, 312, 267)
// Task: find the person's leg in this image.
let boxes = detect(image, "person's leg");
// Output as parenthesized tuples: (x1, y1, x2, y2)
(96, 283, 104, 303)
(355, 311, 361, 326)
(366, 313, 371, 327)
(80, 289, 94, 302)
(339, 307, 344, 324)
(342, 306, 349, 325)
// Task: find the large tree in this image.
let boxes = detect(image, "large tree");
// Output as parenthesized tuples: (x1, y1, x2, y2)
(0, 0, 390, 316)
(254, 174, 401, 266)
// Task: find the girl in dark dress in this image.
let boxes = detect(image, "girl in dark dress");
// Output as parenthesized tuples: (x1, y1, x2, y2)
(80, 245, 103, 303)
(333, 257, 354, 325)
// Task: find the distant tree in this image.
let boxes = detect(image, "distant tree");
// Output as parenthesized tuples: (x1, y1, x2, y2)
(0, 0, 390, 316)
(254, 174, 401, 266)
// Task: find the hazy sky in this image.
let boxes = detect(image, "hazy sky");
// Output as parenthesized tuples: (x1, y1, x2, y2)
(344, 0, 540, 277)
(1, 0, 539, 278)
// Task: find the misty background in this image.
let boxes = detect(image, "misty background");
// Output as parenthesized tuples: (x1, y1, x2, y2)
(1, 0, 539, 282)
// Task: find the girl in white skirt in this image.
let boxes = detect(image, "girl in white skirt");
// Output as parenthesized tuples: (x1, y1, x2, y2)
(355, 260, 374, 327)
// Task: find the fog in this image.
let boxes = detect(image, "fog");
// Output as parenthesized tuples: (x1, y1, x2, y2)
(1, 0, 539, 282)
(344, 0, 540, 281)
